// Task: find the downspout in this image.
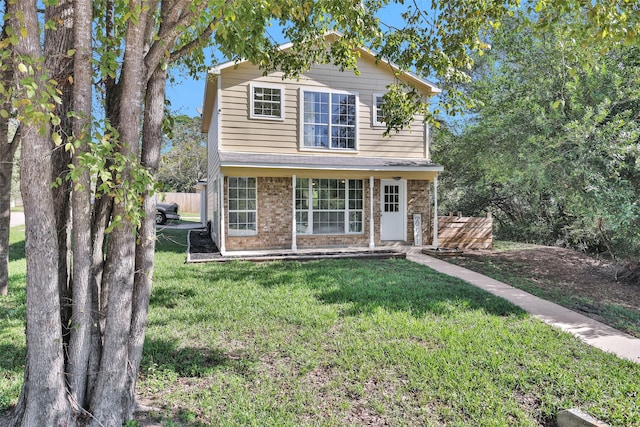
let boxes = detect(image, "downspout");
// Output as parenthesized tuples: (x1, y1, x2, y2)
(292, 175, 297, 251)
(369, 176, 375, 248)
(425, 121, 431, 160)
(219, 173, 226, 254)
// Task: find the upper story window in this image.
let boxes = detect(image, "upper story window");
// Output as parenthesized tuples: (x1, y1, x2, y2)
(373, 93, 385, 126)
(250, 83, 284, 120)
(301, 89, 357, 150)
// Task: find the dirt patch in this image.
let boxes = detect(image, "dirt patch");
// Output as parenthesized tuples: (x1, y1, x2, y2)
(449, 246, 640, 334)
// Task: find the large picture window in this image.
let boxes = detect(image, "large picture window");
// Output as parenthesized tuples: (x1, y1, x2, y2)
(296, 178, 363, 235)
(302, 89, 357, 150)
(228, 177, 257, 236)
(250, 84, 284, 120)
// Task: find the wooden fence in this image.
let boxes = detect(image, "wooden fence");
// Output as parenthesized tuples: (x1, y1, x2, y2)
(157, 192, 201, 214)
(437, 212, 493, 249)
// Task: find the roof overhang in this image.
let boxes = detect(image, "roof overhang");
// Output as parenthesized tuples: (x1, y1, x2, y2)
(219, 152, 443, 178)
(201, 70, 219, 134)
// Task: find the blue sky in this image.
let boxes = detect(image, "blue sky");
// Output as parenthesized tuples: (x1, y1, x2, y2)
(165, 2, 427, 117)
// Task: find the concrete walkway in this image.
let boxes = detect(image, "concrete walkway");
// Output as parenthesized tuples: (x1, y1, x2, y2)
(405, 248, 640, 365)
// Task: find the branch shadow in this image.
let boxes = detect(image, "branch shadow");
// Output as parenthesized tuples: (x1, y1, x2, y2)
(0, 343, 25, 373)
(307, 259, 526, 318)
(199, 258, 526, 319)
(8, 239, 25, 262)
(141, 337, 231, 378)
(149, 286, 197, 309)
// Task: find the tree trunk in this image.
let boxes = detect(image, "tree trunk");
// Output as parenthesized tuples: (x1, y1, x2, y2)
(88, 1, 149, 422)
(9, 0, 73, 423)
(66, 0, 95, 411)
(45, 0, 75, 337)
(126, 65, 166, 418)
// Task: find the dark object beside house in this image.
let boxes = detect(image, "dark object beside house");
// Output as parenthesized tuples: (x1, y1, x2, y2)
(156, 202, 180, 225)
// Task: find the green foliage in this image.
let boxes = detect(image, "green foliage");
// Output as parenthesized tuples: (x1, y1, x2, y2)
(433, 13, 640, 258)
(64, 121, 160, 230)
(7, 55, 62, 136)
(157, 115, 206, 193)
(380, 83, 428, 135)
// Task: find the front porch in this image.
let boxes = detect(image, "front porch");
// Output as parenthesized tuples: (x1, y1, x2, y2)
(188, 229, 439, 263)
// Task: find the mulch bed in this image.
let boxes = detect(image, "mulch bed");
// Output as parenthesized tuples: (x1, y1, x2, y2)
(187, 229, 222, 261)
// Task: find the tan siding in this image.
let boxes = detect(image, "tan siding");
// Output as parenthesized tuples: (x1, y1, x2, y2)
(207, 96, 221, 246)
(218, 59, 428, 159)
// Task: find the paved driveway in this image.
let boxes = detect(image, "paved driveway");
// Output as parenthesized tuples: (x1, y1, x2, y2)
(156, 220, 203, 230)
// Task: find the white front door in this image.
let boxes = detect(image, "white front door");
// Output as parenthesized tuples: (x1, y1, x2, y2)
(380, 179, 406, 241)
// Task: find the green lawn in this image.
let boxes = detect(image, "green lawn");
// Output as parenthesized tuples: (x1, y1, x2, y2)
(2, 228, 639, 426)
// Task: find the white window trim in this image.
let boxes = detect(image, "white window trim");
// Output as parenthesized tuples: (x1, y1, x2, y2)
(372, 93, 386, 127)
(295, 178, 364, 236)
(249, 82, 285, 121)
(227, 176, 258, 237)
(299, 87, 359, 152)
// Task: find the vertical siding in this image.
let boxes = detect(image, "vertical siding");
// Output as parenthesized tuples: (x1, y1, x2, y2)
(219, 59, 428, 159)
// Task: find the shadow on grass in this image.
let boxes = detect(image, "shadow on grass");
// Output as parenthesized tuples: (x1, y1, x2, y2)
(0, 344, 25, 373)
(201, 258, 526, 319)
(149, 286, 197, 309)
(8, 240, 25, 262)
(141, 337, 233, 378)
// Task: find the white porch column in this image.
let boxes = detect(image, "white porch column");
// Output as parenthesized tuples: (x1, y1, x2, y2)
(369, 176, 375, 249)
(219, 173, 226, 254)
(292, 175, 297, 252)
(432, 175, 439, 248)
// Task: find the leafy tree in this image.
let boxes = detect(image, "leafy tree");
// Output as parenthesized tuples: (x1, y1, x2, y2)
(433, 13, 640, 258)
(1, 0, 639, 425)
(1, 0, 385, 424)
(157, 115, 206, 193)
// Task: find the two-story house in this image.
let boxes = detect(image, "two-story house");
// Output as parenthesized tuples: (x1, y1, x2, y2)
(201, 35, 443, 254)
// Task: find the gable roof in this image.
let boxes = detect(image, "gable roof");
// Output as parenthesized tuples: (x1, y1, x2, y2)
(201, 32, 440, 133)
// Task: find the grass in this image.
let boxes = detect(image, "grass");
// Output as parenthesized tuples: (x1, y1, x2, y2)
(0, 224, 26, 412)
(2, 228, 640, 426)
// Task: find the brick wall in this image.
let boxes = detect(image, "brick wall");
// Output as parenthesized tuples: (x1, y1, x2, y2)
(406, 180, 431, 245)
(224, 177, 432, 251)
(225, 177, 293, 251)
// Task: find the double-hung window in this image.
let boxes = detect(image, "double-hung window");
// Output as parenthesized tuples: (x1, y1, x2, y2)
(250, 83, 284, 120)
(296, 178, 363, 235)
(302, 89, 357, 149)
(228, 177, 257, 236)
(373, 93, 386, 126)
